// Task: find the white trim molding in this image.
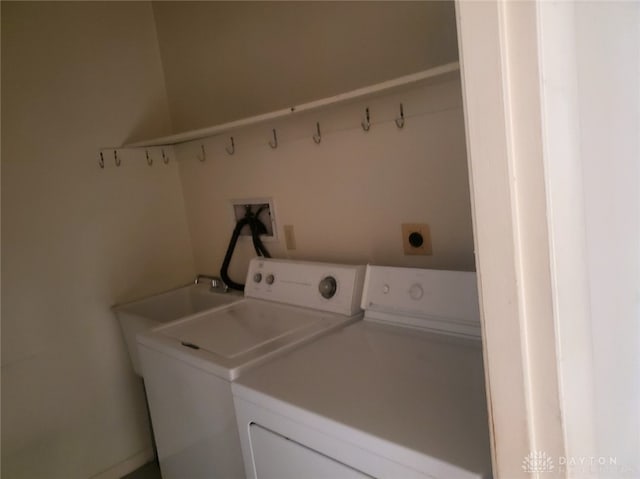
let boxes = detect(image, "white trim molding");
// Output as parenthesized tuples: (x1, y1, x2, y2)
(456, 2, 565, 476)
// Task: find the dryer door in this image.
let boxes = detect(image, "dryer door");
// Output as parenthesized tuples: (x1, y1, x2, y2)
(249, 424, 371, 479)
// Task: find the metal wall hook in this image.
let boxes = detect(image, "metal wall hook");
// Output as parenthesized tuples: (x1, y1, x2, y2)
(269, 129, 278, 149)
(313, 122, 322, 144)
(114, 150, 121, 167)
(99, 152, 105, 169)
(162, 149, 169, 164)
(146, 150, 153, 166)
(198, 144, 206, 162)
(361, 107, 371, 132)
(225, 137, 235, 155)
(395, 103, 405, 129)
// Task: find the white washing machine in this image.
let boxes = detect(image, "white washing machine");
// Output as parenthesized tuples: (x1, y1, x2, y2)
(137, 258, 365, 479)
(233, 265, 492, 479)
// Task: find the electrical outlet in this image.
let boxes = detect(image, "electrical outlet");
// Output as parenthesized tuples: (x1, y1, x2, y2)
(402, 223, 432, 255)
(284, 225, 296, 250)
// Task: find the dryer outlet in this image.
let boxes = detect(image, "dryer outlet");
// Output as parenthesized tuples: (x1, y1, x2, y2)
(401, 223, 432, 255)
(230, 198, 277, 241)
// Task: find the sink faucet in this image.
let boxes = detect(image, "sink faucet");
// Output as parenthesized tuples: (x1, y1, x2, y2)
(195, 274, 229, 293)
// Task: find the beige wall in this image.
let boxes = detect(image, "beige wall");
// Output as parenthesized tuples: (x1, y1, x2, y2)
(152, 1, 459, 132)
(156, 0, 472, 287)
(176, 75, 474, 281)
(2, 2, 472, 477)
(1, 3, 195, 478)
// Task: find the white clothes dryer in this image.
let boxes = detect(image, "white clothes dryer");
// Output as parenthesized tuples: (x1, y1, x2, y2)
(137, 258, 365, 479)
(233, 265, 492, 479)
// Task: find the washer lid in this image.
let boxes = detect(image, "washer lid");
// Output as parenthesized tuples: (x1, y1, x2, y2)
(159, 301, 324, 359)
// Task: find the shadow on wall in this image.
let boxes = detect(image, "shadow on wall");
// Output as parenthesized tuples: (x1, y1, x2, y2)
(122, 100, 176, 146)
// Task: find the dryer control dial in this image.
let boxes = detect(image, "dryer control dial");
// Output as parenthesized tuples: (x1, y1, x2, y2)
(265, 274, 275, 285)
(253, 273, 263, 283)
(409, 283, 424, 300)
(318, 276, 337, 299)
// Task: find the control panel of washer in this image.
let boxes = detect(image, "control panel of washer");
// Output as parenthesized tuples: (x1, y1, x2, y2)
(245, 258, 366, 316)
(361, 265, 481, 337)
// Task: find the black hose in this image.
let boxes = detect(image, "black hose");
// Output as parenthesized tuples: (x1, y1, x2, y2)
(220, 207, 271, 291)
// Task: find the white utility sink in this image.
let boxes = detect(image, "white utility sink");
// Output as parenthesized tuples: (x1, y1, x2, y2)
(114, 283, 242, 376)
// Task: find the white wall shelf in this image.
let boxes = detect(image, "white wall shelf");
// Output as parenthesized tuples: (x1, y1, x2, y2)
(109, 62, 459, 150)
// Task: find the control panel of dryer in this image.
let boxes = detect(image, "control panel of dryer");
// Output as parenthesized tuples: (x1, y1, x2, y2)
(361, 265, 481, 338)
(245, 258, 365, 316)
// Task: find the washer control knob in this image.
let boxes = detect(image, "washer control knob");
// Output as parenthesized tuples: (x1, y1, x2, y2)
(409, 283, 424, 300)
(383, 284, 390, 294)
(319, 276, 337, 299)
(253, 273, 263, 283)
(265, 274, 275, 285)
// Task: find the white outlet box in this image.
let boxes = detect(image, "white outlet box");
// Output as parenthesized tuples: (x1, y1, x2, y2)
(229, 198, 277, 241)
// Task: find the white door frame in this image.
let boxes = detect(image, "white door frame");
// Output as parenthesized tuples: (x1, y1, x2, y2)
(455, 2, 592, 476)
(459, 2, 640, 477)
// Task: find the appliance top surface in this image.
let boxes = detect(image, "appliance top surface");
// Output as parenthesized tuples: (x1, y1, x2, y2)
(138, 298, 362, 380)
(233, 319, 492, 476)
(136, 258, 366, 381)
(159, 300, 337, 358)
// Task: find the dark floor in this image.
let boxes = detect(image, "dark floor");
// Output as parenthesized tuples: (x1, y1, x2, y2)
(122, 461, 161, 479)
